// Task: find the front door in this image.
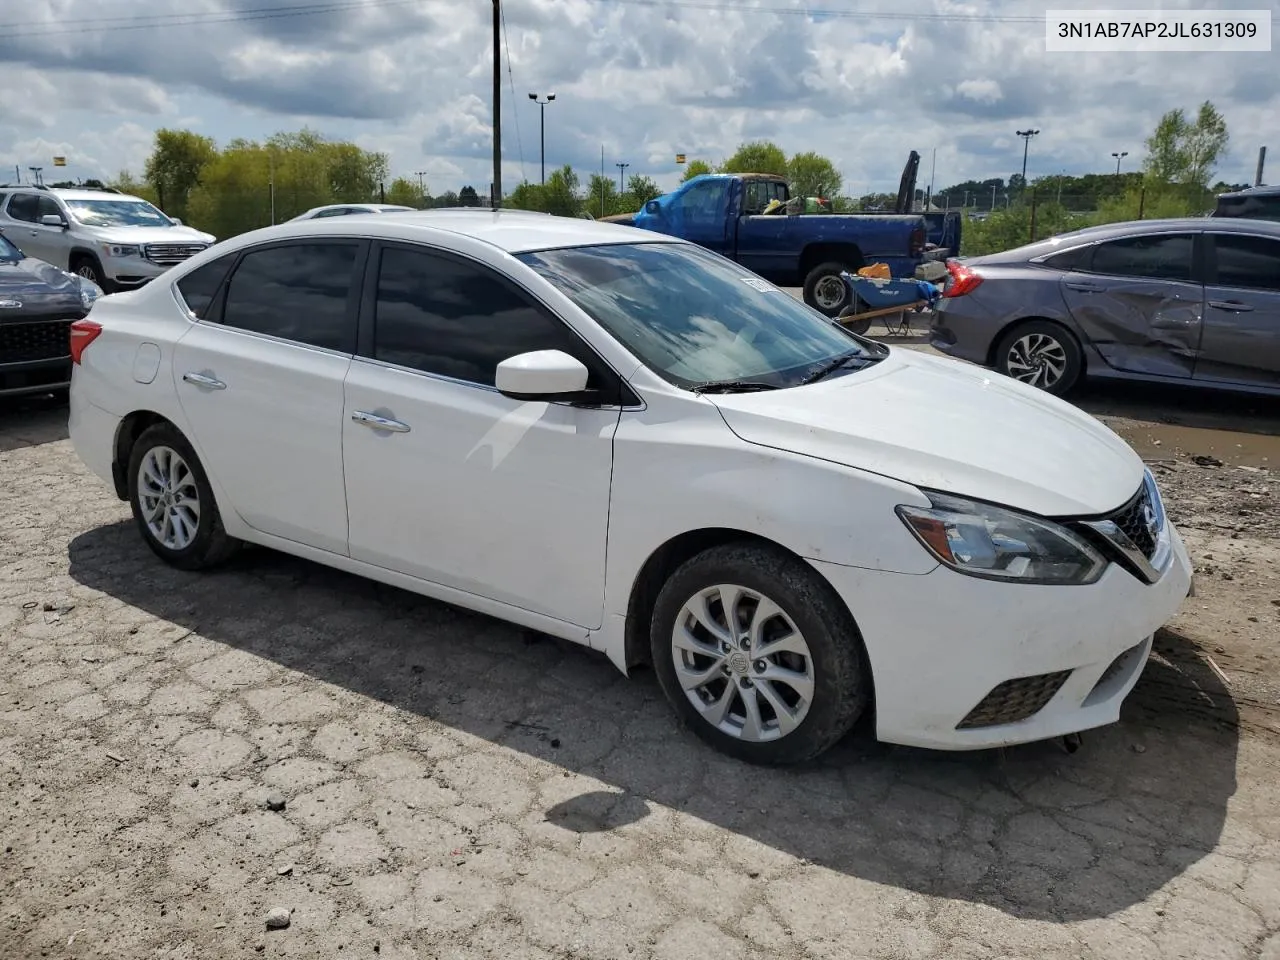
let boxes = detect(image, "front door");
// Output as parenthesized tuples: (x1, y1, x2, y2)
(172, 239, 365, 555)
(1194, 232, 1280, 389)
(1057, 231, 1203, 378)
(4, 194, 64, 266)
(667, 177, 734, 258)
(342, 242, 619, 628)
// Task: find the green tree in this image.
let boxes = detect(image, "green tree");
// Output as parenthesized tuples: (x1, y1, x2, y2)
(143, 128, 217, 220)
(458, 185, 481, 206)
(109, 170, 160, 206)
(385, 177, 428, 208)
(506, 181, 548, 212)
(1144, 101, 1229, 188)
(681, 159, 714, 181)
(542, 165, 581, 217)
(625, 174, 662, 208)
(584, 174, 620, 217)
(787, 151, 841, 199)
(432, 190, 460, 208)
(718, 140, 788, 177)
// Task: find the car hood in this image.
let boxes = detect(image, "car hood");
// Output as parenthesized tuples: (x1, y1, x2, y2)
(0, 255, 81, 299)
(78, 224, 216, 245)
(707, 349, 1144, 517)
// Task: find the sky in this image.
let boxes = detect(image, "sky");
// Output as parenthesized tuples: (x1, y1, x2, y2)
(1, 0, 1277, 200)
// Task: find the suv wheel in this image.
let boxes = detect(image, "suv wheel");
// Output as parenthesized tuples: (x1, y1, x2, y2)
(650, 541, 870, 765)
(70, 254, 112, 293)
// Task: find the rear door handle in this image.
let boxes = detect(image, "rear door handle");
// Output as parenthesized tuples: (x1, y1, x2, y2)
(1208, 300, 1254, 312)
(352, 410, 411, 433)
(1064, 281, 1102, 292)
(182, 372, 227, 390)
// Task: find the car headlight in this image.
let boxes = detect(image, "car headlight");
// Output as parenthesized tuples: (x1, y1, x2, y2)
(896, 492, 1107, 585)
(103, 243, 140, 258)
(76, 275, 104, 310)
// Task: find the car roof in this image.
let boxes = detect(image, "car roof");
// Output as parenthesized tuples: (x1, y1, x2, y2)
(50, 188, 145, 202)
(253, 208, 678, 254)
(1218, 184, 1280, 198)
(1038, 217, 1280, 245)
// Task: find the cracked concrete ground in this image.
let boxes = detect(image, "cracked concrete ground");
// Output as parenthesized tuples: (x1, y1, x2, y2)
(2, 391, 1279, 960)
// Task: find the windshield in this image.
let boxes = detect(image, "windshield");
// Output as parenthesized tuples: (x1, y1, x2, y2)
(0, 234, 21, 260)
(64, 199, 174, 228)
(517, 242, 880, 389)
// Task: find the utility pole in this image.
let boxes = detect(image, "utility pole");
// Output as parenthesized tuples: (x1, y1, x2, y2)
(616, 161, 629, 194)
(28, 166, 43, 187)
(491, 0, 501, 209)
(528, 93, 555, 184)
(600, 145, 605, 217)
(991, 183, 997, 211)
(1016, 128, 1039, 186)
(1111, 151, 1128, 175)
(268, 150, 275, 225)
(1257, 146, 1267, 186)
(415, 170, 428, 196)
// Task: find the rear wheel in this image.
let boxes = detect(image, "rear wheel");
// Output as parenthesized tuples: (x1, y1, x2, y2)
(994, 320, 1083, 395)
(803, 261, 859, 317)
(650, 542, 869, 765)
(127, 423, 239, 570)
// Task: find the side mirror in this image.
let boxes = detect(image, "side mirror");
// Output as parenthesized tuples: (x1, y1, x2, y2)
(170, 216, 183, 225)
(40, 214, 67, 229)
(495, 349, 589, 400)
(644, 200, 660, 215)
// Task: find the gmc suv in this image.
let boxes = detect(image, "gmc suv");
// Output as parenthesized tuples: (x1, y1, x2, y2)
(0, 184, 216, 292)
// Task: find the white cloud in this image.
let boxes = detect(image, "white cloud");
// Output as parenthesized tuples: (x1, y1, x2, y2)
(0, 0, 1274, 196)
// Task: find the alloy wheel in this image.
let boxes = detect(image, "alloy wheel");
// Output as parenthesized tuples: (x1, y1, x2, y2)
(671, 583, 815, 742)
(137, 445, 201, 551)
(1006, 333, 1068, 389)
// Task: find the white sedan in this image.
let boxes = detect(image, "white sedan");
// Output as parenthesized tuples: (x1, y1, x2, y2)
(67, 210, 1193, 764)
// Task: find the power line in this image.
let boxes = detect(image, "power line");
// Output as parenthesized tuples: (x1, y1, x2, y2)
(500, 1, 527, 184)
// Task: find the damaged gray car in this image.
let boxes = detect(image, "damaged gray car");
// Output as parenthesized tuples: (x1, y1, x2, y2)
(929, 218, 1280, 396)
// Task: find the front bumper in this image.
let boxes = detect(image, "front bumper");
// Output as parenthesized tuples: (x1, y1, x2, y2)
(103, 256, 167, 288)
(810, 522, 1193, 750)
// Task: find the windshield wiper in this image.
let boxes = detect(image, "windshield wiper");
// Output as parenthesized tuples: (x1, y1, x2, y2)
(799, 350, 874, 385)
(691, 379, 779, 395)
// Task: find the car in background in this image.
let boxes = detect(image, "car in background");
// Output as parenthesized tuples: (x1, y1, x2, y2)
(0, 184, 215, 293)
(288, 203, 417, 221)
(0, 232, 101, 397)
(1211, 184, 1280, 222)
(67, 210, 1190, 764)
(930, 218, 1280, 396)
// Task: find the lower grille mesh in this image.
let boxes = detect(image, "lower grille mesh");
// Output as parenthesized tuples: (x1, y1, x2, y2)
(957, 670, 1072, 729)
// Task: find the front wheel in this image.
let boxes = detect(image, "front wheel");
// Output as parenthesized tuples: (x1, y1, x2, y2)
(994, 320, 1083, 396)
(127, 423, 240, 570)
(650, 542, 869, 765)
(71, 255, 113, 294)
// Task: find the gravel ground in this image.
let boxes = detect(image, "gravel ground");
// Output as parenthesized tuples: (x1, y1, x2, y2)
(2, 363, 1279, 959)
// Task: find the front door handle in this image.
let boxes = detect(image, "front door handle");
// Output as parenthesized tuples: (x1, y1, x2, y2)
(1064, 281, 1102, 292)
(182, 372, 227, 390)
(1208, 300, 1254, 312)
(352, 410, 411, 433)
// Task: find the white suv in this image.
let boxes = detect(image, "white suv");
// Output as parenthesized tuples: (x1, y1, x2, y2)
(0, 185, 216, 292)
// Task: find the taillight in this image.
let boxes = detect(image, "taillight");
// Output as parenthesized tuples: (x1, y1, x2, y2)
(69, 319, 103, 365)
(909, 226, 925, 257)
(941, 259, 983, 298)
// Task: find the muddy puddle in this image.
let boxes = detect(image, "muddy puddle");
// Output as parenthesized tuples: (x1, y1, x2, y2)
(1115, 421, 1280, 468)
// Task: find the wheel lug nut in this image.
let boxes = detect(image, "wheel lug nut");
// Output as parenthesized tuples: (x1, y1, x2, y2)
(721, 642, 732, 654)
(739, 677, 753, 688)
(754, 660, 766, 673)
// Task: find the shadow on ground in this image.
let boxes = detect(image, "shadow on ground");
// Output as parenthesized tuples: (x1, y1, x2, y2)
(68, 521, 1239, 923)
(0, 395, 68, 453)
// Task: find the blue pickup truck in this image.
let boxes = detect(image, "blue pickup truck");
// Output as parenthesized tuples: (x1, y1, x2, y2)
(606, 152, 962, 316)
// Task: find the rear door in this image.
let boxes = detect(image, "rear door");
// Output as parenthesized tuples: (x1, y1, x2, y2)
(1193, 232, 1280, 389)
(3, 194, 58, 264)
(1057, 231, 1203, 378)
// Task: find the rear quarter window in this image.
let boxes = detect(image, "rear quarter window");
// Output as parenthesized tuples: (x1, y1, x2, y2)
(1040, 245, 1092, 271)
(175, 253, 239, 319)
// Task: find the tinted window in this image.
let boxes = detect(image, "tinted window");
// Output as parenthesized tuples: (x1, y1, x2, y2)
(37, 196, 63, 221)
(1212, 235, 1280, 291)
(1214, 194, 1280, 222)
(1042, 245, 1091, 271)
(1090, 234, 1194, 282)
(676, 179, 730, 230)
(220, 243, 359, 351)
(7, 194, 38, 223)
(373, 245, 585, 386)
(176, 253, 238, 319)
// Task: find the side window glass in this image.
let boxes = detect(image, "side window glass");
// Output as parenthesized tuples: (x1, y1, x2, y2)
(1089, 234, 1193, 282)
(175, 253, 239, 319)
(220, 243, 359, 352)
(7, 194, 38, 223)
(742, 182, 764, 215)
(1212, 235, 1280, 292)
(677, 179, 729, 229)
(36, 197, 63, 221)
(1043, 246, 1091, 271)
(373, 245, 587, 387)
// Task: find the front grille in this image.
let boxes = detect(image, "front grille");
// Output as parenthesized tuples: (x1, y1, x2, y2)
(144, 243, 206, 266)
(957, 670, 1072, 729)
(0, 318, 74, 363)
(1105, 483, 1158, 558)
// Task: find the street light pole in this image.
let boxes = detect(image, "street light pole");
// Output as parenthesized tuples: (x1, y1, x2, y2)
(616, 161, 630, 194)
(491, 0, 501, 209)
(1111, 151, 1128, 175)
(1016, 128, 1040, 186)
(527, 93, 556, 184)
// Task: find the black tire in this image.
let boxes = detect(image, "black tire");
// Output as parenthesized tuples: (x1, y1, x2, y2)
(126, 422, 239, 571)
(803, 260, 860, 317)
(70, 254, 113, 294)
(650, 541, 870, 765)
(993, 319, 1083, 396)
